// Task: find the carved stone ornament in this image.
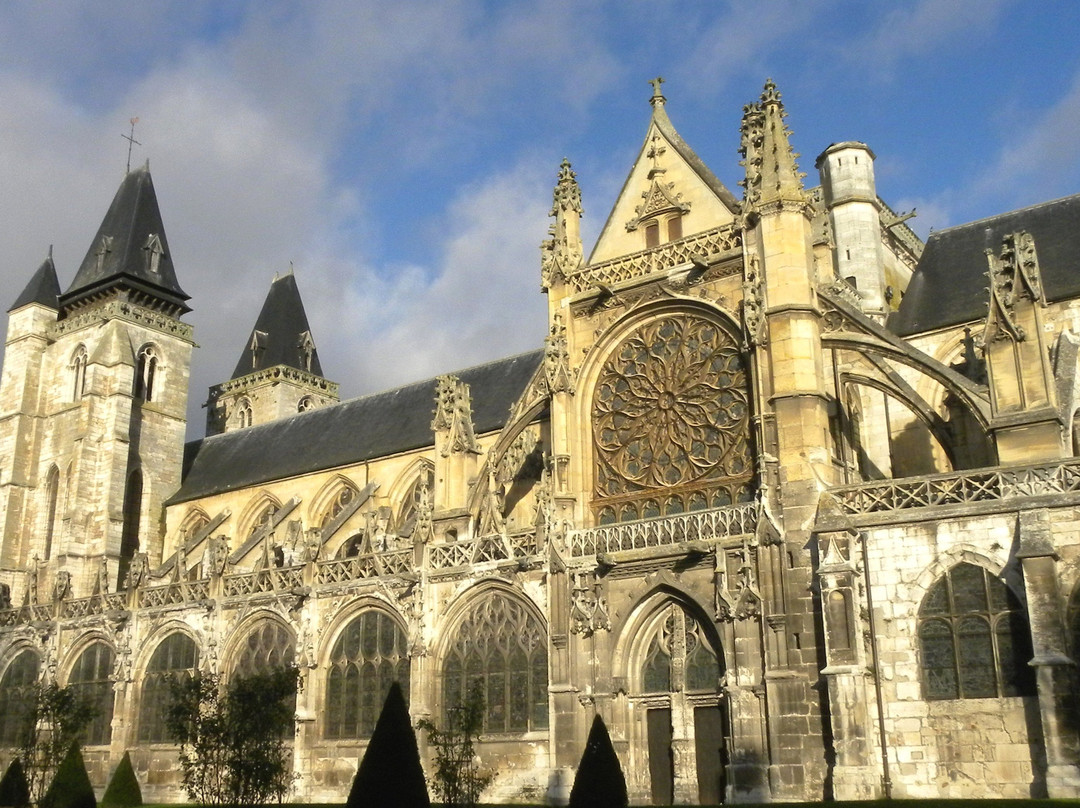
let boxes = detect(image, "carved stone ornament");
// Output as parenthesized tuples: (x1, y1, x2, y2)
(432, 375, 480, 456)
(716, 539, 762, 621)
(124, 552, 149, 590)
(570, 570, 611, 636)
(540, 159, 584, 290)
(52, 570, 72, 601)
(545, 315, 575, 394)
(593, 314, 752, 501)
(742, 255, 767, 345)
(984, 230, 1046, 343)
(626, 178, 690, 232)
(738, 102, 765, 209)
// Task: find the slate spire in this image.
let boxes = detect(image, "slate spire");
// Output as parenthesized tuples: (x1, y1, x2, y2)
(232, 271, 323, 379)
(60, 162, 190, 316)
(9, 250, 61, 312)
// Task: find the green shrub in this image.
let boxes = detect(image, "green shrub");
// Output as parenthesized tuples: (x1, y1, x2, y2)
(40, 742, 96, 808)
(0, 757, 30, 808)
(568, 714, 627, 808)
(348, 681, 428, 808)
(101, 751, 142, 808)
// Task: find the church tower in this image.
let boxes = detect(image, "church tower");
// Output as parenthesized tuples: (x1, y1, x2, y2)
(0, 164, 193, 600)
(205, 271, 337, 435)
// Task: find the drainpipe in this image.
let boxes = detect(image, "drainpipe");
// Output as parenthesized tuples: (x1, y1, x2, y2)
(860, 530, 892, 798)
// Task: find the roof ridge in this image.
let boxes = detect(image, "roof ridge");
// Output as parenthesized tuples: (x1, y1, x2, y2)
(928, 192, 1080, 238)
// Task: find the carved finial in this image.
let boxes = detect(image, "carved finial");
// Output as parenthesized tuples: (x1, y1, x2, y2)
(649, 76, 665, 106)
(743, 78, 807, 211)
(432, 375, 480, 456)
(761, 78, 781, 106)
(541, 159, 584, 290)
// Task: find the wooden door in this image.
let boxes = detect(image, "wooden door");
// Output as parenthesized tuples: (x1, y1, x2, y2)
(647, 707, 674, 804)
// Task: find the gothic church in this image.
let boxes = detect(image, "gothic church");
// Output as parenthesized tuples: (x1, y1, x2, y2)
(1, 80, 1079, 803)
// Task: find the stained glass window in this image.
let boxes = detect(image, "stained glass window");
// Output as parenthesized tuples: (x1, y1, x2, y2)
(639, 603, 720, 694)
(325, 611, 410, 739)
(0, 650, 39, 746)
(68, 642, 114, 745)
(918, 563, 1035, 700)
(592, 314, 753, 523)
(233, 620, 295, 678)
(139, 633, 198, 743)
(443, 593, 548, 733)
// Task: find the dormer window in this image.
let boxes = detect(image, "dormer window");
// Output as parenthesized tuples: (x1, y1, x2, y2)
(643, 213, 683, 249)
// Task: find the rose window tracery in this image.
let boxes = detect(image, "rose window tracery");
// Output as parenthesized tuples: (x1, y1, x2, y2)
(593, 314, 752, 522)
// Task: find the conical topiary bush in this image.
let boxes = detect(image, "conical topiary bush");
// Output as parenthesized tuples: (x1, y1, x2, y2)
(101, 751, 141, 808)
(569, 714, 627, 808)
(0, 757, 30, 808)
(40, 742, 96, 808)
(347, 681, 429, 808)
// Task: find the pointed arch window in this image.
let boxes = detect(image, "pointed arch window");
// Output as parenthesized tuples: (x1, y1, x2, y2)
(918, 563, 1036, 700)
(0, 649, 40, 746)
(118, 470, 142, 590)
(237, 398, 254, 429)
(397, 464, 433, 537)
(134, 344, 159, 402)
(317, 482, 358, 530)
(325, 610, 410, 739)
(68, 642, 115, 745)
(443, 592, 548, 734)
(640, 603, 721, 694)
(70, 345, 88, 400)
(233, 620, 295, 678)
(297, 395, 315, 413)
(139, 633, 198, 743)
(42, 465, 60, 560)
(246, 499, 279, 537)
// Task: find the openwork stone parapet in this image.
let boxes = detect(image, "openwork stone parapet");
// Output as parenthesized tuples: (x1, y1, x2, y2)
(49, 298, 194, 340)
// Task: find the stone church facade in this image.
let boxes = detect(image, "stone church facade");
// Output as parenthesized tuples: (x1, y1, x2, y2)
(1, 80, 1079, 803)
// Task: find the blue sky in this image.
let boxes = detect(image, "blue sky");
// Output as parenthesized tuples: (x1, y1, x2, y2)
(2, 0, 1079, 436)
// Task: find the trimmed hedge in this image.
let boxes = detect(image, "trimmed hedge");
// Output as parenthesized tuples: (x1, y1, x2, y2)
(101, 751, 142, 808)
(0, 757, 30, 808)
(347, 681, 429, 808)
(569, 714, 627, 808)
(40, 742, 95, 808)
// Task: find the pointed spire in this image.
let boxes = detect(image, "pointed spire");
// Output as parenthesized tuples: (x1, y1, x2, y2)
(740, 79, 808, 211)
(540, 158, 584, 290)
(60, 164, 190, 316)
(231, 273, 323, 379)
(9, 251, 61, 312)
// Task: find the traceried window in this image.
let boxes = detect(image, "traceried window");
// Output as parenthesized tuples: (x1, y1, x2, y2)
(297, 395, 315, 413)
(139, 633, 198, 743)
(396, 465, 433, 537)
(640, 603, 721, 694)
(237, 398, 253, 429)
(247, 500, 279, 537)
(918, 563, 1036, 700)
(134, 344, 159, 402)
(0, 650, 40, 746)
(233, 620, 295, 678)
(325, 611, 410, 739)
(593, 314, 753, 524)
(318, 483, 358, 530)
(443, 593, 548, 734)
(68, 642, 115, 745)
(70, 345, 88, 400)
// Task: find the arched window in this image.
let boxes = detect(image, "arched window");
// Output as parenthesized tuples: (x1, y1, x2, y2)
(592, 313, 753, 523)
(640, 602, 721, 694)
(918, 563, 1036, 700)
(317, 483, 358, 530)
(139, 633, 198, 743)
(43, 465, 60, 560)
(134, 344, 159, 402)
(325, 611, 410, 739)
(68, 643, 115, 745)
(443, 592, 547, 733)
(246, 500, 279, 538)
(232, 620, 295, 678)
(70, 345, 88, 400)
(0, 650, 40, 746)
(237, 398, 253, 429)
(396, 465, 433, 537)
(118, 470, 142, 590)
(297, 395, 315, 413)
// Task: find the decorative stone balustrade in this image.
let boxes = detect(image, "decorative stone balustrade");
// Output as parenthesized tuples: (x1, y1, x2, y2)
(315, 549, 412, 585)
(567, 502, 759, 558)
(223, 567, 303, 598)
(427, 530, 542, 573)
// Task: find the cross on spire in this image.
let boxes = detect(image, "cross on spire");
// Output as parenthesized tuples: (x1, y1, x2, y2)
(649, 76, 665, 105)
(122, 117, 141, 173)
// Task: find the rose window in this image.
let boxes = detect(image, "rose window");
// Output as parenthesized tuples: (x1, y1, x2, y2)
(593, 314, 752, 522)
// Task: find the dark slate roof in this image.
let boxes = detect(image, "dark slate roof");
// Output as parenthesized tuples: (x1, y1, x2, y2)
(891, 193, 1080, 336)
(9, 254, 61, 312)
(231, 273, 323, 379)
(60, 164, 190, 313)
(169, 349, 544, 504)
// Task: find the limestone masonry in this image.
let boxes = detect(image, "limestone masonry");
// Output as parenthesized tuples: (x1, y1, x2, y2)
(1, 80, 1078, 803)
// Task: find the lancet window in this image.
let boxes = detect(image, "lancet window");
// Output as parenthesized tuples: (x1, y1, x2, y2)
(918, 563, 1036, 700)
(139, 633, 198, 743)
(43, 465, 60, 560)
(237, 398, 253, 428)
(318, 483, 358, 530)
(640, 602, 721, 694)
(70, 345, 88, 400)
(324, 610, 410, 739)
(0, 649, 40, 746)
(396, 465, 433, 536)
(443, 592, 548, 734)
(68, 642, 115, 745)
(134, 344, 159, 402)
(593, 313, 753, 524)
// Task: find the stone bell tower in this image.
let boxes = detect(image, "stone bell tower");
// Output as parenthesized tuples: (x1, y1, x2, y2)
(0, 164, 194, 600)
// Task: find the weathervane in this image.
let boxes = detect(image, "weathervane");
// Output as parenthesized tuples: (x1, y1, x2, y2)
(122, 117, 141, 173)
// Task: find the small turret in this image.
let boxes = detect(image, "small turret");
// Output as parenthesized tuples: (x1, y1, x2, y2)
(206, 271, 338, 434)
